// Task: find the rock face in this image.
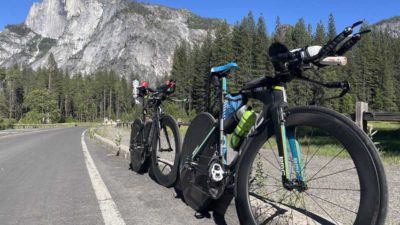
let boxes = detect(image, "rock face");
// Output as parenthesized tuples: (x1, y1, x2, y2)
(0, 0, 219, 80)
(373, 16, 400, 38)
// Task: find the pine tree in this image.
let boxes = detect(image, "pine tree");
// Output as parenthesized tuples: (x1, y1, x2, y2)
(252, 16, 270, 76)
(327, 13, 337, 40)
(211, 21, 234, 66)
(273, 16, 285, 43)
(314, 21, 326, 45)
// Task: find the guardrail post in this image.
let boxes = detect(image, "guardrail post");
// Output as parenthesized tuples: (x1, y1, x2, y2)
(355, 101, 368, 131)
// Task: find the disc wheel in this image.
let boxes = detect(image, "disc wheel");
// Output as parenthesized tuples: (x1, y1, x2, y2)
(150, 114, 181, 187)
(179, 112, 218, 212)
(235, 106, 388, 225)
(129, 119, 152, 173)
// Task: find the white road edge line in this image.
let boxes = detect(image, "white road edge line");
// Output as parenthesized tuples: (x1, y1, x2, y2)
(81, 130, 126, 225)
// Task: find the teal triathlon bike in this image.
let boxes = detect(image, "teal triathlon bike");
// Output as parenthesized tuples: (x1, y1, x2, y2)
(179, 21, 387, 225)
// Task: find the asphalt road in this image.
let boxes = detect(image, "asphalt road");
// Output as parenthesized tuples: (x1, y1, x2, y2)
(0, 127, 239, 225)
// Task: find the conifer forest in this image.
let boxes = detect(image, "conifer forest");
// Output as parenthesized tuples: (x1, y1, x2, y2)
(1, 14, 399, 127)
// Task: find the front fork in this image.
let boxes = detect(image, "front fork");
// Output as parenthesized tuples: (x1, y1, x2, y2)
(271, 86, 306, 190)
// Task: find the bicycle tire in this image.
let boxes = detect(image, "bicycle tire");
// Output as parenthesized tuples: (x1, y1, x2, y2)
(129, 119, 152, 173)
(235, 106, 388, 225)
(150, 114, 181, 187)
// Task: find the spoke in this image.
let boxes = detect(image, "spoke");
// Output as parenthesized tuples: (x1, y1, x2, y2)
(267, 140, 281, 168)
(308, 167, 357, 183)
(250, 170, 282, 184)
(251, 189, 295, 225)
(304, 127, 314, 167)
(306, 191, 358, 214)
(259, 152, 281, 172)
(304, 192, 340, 225)
(276, 190, 296, 225)
(264, 173, 282, 184)
(297, 192, 315, 225)
(302, 144, 323, 174)
(308, 147, 345, 181)
(307, 186, 360, 192)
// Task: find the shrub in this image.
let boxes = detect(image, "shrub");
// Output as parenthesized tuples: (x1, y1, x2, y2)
(19, 111, 43, 124)
(0, 117, 16, 130)
(5, 24, 31, 36)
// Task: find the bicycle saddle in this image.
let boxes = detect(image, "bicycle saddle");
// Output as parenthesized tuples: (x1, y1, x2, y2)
(210, 62, 239, 77)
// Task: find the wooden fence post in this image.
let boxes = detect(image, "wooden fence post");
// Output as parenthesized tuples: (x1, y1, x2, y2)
(355, 102, 368, 131)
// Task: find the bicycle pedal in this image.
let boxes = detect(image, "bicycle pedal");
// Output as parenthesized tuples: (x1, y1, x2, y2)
(159, 148, 173, 152)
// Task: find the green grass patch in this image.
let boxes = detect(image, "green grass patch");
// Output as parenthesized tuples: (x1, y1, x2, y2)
(262, 135, 350, 158)
(259, 122, 400, 165)
(369, 121, 400, 165)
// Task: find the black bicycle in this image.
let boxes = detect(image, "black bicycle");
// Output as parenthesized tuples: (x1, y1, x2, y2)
(130, 80, 182, 187)
(179, 21, 387, 225)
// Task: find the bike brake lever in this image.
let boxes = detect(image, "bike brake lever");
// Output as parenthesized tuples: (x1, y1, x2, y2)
(324, 81, 351, 100)
(336, 29, 371, 56)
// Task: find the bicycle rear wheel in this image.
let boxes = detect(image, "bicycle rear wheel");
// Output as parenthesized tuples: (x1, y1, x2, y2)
(129, 119, 152, 173)
(235, 106, 388, 225)
(179, 112, 218, 212)
(150, 114, 181, 187)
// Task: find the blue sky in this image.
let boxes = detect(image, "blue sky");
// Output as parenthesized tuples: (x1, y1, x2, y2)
(1, 0, 399, 33)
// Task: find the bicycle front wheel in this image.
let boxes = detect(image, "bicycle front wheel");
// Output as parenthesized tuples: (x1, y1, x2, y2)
(235, 106, 388, 225)
(150, 114, 181, 187)
(130, 119, 152, 173)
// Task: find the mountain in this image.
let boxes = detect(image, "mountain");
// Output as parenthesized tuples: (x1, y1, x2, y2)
(372, 16, 400, 37)
(0, 0, 220, 80)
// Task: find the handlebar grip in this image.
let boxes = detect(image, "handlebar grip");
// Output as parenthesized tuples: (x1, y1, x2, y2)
(314, 27, 353, 61)
(336, 35, 361, 56)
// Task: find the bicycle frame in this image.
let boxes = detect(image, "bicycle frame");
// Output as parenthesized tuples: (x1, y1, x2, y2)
(240, 84, 307, 187)
(191, 76, 307, 188)
(140, 96, 164, 152)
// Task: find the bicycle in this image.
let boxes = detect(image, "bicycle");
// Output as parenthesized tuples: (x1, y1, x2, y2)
(129, 80, 182, 187)
(179, 21, 388, 225)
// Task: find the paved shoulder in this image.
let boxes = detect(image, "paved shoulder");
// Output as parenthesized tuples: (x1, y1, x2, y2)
(85, 134, 239, 225)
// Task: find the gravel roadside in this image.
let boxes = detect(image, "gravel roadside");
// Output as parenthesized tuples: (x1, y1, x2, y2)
(98, 125, 399, 225)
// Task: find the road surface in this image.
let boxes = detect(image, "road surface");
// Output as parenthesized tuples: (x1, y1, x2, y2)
(0, 127, 238, 225)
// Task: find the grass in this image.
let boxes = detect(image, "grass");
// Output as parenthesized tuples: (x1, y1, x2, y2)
(259, 122, 400, 165)
(369, 121, 400, 165)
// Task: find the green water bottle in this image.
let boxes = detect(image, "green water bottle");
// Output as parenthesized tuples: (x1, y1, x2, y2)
(230, 109, 257, 150)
